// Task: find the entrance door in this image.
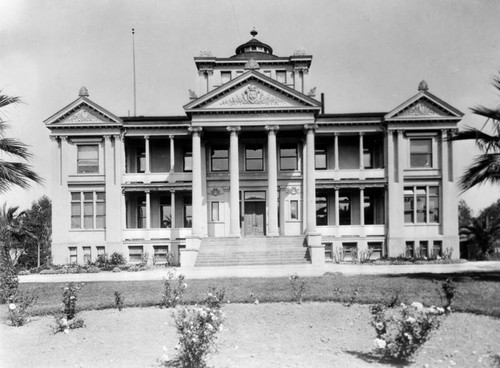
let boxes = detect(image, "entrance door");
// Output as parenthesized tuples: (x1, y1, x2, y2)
(244, 201, 265, 236)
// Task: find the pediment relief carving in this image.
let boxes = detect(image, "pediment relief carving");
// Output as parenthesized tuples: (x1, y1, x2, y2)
(207, 83, 294, 109)
(395, 100, 449, 118)
(62, 106, 110, 124)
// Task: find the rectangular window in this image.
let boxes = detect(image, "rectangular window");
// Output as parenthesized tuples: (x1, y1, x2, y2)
(339, 192, 351, 225)
(77, 145, 99, 174)
(315, 147, 327, 170)
(410, 138, 432, 168)
(406, 241, 415, 258)
(154, 246, 169, 264)
(404, 186, 439, 224)
(211, 146, 229, 171)
(71, 191, 106, 230)
(290, 200, 299, 220)
(69, 247, 77, 264)
(433, 241, 442, 258)
(363, 147, 373, 169)
(184, 196, 192, 228)
(324, 242, 333, 261)
(96, 246, 105, 256)
(211, 202, 220, 222)
(276, 70, 287, 84)
(137, 196, 146, 229)
(137, 150, 146, 173)
(160, 196, 171, 228)
(343, 242, 357, 261)
(221, 71, 231, 84)
(368, 242, 383, 260)
(83, 246, 91, 264)
(316, 195, 328, 226)
(280, 144, 298, 170)
(128, 246, 143, 263)
(183, 150, 192, 172)
(419, 241, 429, 258)
(245, 145, 264, 171)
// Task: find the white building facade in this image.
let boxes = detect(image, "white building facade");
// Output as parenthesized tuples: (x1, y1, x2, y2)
(45, 32, 463, 266)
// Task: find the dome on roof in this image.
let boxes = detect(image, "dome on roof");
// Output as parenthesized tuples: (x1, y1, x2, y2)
(233, 29, 274, 57)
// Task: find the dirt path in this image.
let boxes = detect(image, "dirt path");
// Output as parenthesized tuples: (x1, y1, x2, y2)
(1, 302, 499, 368)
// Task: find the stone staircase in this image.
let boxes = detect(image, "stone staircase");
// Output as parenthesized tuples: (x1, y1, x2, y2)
(195, 236, 310, 267)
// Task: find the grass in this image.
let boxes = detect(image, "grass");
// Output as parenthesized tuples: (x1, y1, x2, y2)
(15, 271, 500, 317)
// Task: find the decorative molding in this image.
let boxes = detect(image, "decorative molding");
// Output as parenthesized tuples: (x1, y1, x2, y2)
(285, 186, 301, 196)
(304, 124, 318, 132)
(265, 124, 279, 133)
(188, 127, 203, 135)
(244, 59, 260, 70)
(226, 126, 241, 135)
(199, 50, 213, 57)
(220, 84, 282, 106)
(397, 101, 444, 118)
(65, 107, 104, 124)
(210, 187, 222, 197)
(188, 89, 198, 100)
(49, 135, 59, 142)
(293, 48, 307, 56)
(79, 86, 89, 97)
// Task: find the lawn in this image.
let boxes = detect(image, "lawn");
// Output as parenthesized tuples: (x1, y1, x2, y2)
(18, 271, 500, 317)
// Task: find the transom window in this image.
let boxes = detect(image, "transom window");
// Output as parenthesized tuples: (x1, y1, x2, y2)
(71, 191, 105, 229)
(280, 144, 298, 171)
(404, 186, 439, 224)
(77, 145, 99, 174)
(245, 145, 264, 171)
(410, 138, 432, 168)
(211, 146, 229, 171)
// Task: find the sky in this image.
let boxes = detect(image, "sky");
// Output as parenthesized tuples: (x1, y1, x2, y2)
(0, 0, 500, 215)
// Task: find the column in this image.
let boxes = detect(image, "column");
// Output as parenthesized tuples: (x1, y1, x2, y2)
(189, 127, 203, 236)
(397, 130, 404, 183)
(144, 135, 150, 174)
(359, 187, 365, 226)
(266, 125, 279, 236)
(122, 192, 127, 229)
(169, 135, 175, 173)
(145, 190, 151, 229)
(334, 188, 339, 226)
(49, 136, 60, 187)
(227, 126, 241, 237)
(305, 124, 317, 233)
(334, 133, 339, 170)
(359, 132, 364, 170)
(170, 189, 176, 229)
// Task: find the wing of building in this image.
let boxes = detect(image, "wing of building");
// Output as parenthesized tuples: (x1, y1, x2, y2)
(44, 31, 463, 266)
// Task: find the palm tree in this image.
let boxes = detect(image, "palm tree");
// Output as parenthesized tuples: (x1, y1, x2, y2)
(0, 92, 42, 192)
(0, 204, 33, 266)
(460, 217, 500, 260)
(448, 74, 500, 191)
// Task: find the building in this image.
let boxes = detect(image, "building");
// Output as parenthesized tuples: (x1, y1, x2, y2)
(45, 31, 463, 266)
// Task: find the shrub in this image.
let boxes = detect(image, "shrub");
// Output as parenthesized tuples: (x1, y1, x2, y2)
(114, 291, 124, 311)
(359, 249, 373, 263)
(161, 271, 187, 308)
(0, 246, 18, 304)
(201, 287, 226, 309)
(112, 267, 121, 273)
(17, 270, 30, 276)
(95, 253, 109, 269)
(7, 291, 38, 327)
(370, 301, 445, 361)
(86, 266, 100, 273)
(442, 278, 455, 314)
(54, 282, 85, 333)
(289, 273, 306, 304)
(141, 251, 150, 267)
(109, 252, 126, 266)
(170, 303, 224, 367)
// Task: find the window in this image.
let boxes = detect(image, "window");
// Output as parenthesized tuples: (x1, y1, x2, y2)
(183, 150, 192, 172)
(316, 195, 327, 226)
(339, 192, 351, 225)
(77, 145, 99, 174)
(83, 247, 91, 264)
(211, 202, 220, 222)
(290, 200, 299, 220)
(96, 246, 105, 256)
(343, 242, 357, 261)
(69, 247, 77, 264)
(410, 138, 432, 168)
(404, 186, 440, 224)
(406, 241, 415, 258)
(154, 246, 169, 264)
(211, 146, 229, 171)
(276, 70, 286, 84)
(137, 149, 146, 173)
(160, 196, 171, 228)
(221, 71, 231, 84)
(324, 242, 333, 261)
(137, 196, 146, 229)
(71, 191, 106, 229)
(368, 242, 383, 260)
(245, 145, 263, 171)
(280, 144, 298, 170)
(128, 246, 143, 263)
(363, 147, 373, 169)
(315, 147, 327, 170)
(433, 241, 442, 258)
(419, 241, 429, 258)
(184, 196, 192, 228)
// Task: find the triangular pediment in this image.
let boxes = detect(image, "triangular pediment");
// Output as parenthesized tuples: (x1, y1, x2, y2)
(386, 91, 463, 121)
(44, 97, 122, 127)
(184, 71, 321, 113)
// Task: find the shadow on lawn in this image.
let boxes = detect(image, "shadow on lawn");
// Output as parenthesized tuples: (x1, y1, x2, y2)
(383, 271, 500, 282)
(344, 350, 412, 367)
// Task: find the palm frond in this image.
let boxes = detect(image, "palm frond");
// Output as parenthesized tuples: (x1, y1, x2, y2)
(0, 94, 21, 109)
(0, 161, 43, 193)
(447, 127, 500, 152)
(0, 138, 32, 160)
(459, 153, 500, 191)
(470, 106, 500, 121)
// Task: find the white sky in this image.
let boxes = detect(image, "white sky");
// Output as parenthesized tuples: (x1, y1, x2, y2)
(0, 0, 499, 215)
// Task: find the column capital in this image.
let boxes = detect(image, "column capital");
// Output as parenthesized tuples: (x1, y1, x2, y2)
(49, 135, 59, 142)
(144, 135, 150, 140)
(227, 126, 241, 135)
(169, 188, 176, 193)
(304, 124, 318, 132)
(359, 132, 364, 136)
(396, 129, 404, 135)
(169, 134, 175, 140)
(188, 126, 203, 135)
(265, 124, 279, 133)
(103, 135, 112, 140)
(144, 189, 151, 194)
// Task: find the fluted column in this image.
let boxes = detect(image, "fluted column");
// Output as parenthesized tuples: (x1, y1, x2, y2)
(189, 127, 203, 236)
(228, 126, 241, 237)
(305, 124, 317, 233)
(266, 125, 279, 236)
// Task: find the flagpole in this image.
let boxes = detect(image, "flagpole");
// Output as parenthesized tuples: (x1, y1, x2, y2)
(132, 28, 137, 116)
